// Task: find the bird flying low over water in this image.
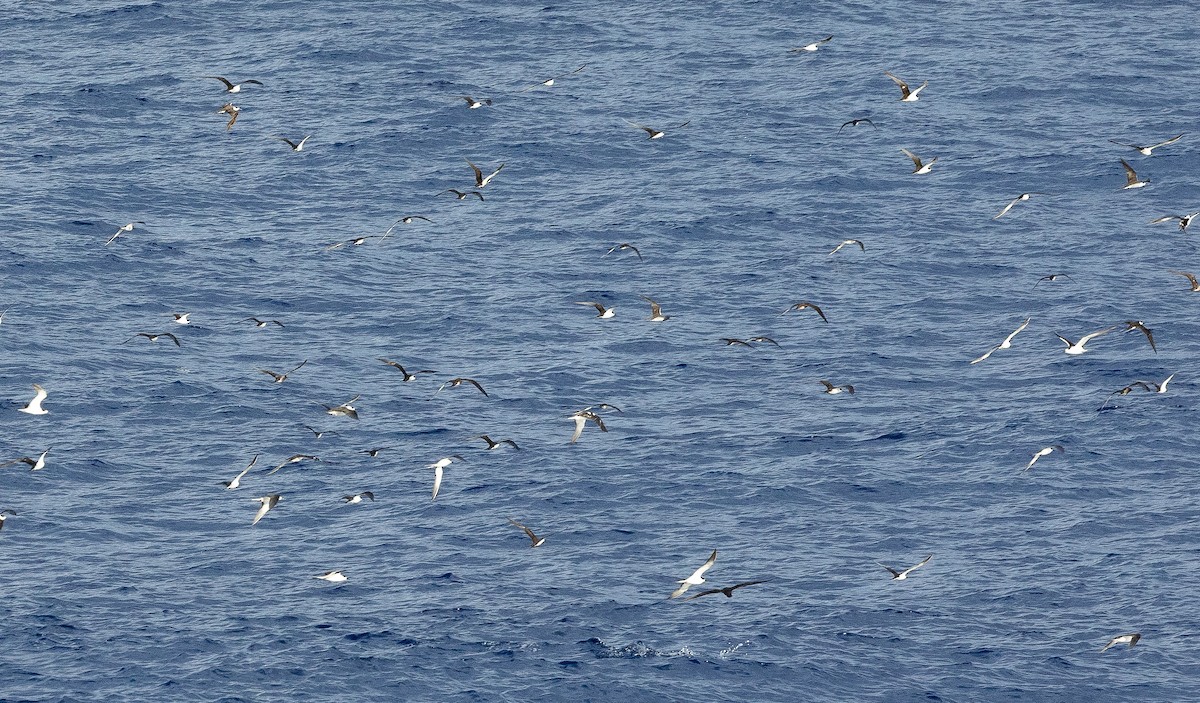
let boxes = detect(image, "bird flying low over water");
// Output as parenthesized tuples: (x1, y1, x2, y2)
(518, 64, 586, 92)
(314, 570, 347, 583)
(0, 449, 49, 471)
(1100, 633, 1141, 652)
(782, 301, 828, 322)
(221, 454, 258, 489)
(1119, 159, 1149, 189)
(427, 455, 465, 500)
(124, 332, 181, 347)
(901, 148, 937, 174)
(624, 119, 690, 139)
(970, 317, 1031, 364)
(206, 76, 263, 93)
(508, 518, 546, 547)
(342, 491, 375, 504)
(878, 554, 931, 580)
(829, 239, 865, 255)
(884, 71, 927, 101)
(790, 35, 833, 52)
(683, 580, 767, 601)
(259, 360, 307, 383)
(381, 216, 433, 239)
(1024, 445, 1064, 472)
(461, 96, 492, 109)
(267, 454, 320, 475)
(640, 296, 670, 321)
(252, 494, 281, 525)
(838, 118, 875, 132)
(1056, 326, 1119, 355)
(106, 221, 144, 245)
(994, 193, 1044, 219)
(465, 159, 504, 188)
(819, 380, 855, 395)
(478, 435, 519, 450)
(443, 189, 484, 201)
(18, 384, 48, 415)
(378, 358, 436, 381)
(244, 317, 284, 328)
(0, 509, 16, 531)
(323, 395, 361, 419)
(576, 301, 615, 318)
(1034, 274, 1071, 287)
(1168, 271, 1200, 291)
(276, 135, 311, 152)
(605, 243, 643, 261)
(569, 410, 608, 444)
(1110, 134, 1182, 156)
(1123, 320, 1157, 353)
(216, 103, 241, 130)
(670, 550, 717, 599)
(1149, 212, 1197, 232)
(437, 377, 488, 396)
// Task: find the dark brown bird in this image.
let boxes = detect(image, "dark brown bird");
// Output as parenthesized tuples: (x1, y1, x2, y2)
(478, 435, 519, 450)
(683, 580, 767, 601)
(259, 360, 307, 383)
(1169, 270, 1200, 291)
(378, 358, 436, 381)
(124, 332, 181, 347)
(438, 377, 488, 396)
(1123, 320, 1157, 353)
(782, 301, 828, 322)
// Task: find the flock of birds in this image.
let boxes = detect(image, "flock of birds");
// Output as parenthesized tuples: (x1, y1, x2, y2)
(9, 34, 1190, 656)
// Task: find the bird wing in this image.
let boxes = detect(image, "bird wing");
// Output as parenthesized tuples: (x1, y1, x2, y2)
(1150, 134, 1183, 149)
(463, 379, 488, 396)
(287, 360, 308, 375)
(1120, 159, 1139, 185)
(569, 415, 586, 443)
(465, 159, 483, 185)
(900, 148, 922, 169)
(1002, 318, 1032, 346)
(994, 198, 1020, 219)
(876, 562, 901, 577)
(207, 76, 235, 89)
(1150, 216, 1181, 224)
(900, 555, 932, 577)
(1079, 326, 1119, 345)
(969, 346, 998, 365)
(691, 550, 718, 580)
(431, 465, 443, 500)
(884, 71, 908, 91)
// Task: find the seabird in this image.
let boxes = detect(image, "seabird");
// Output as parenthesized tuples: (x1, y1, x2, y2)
(105, 221, 145, 246)
(624, 119, 690, 139)
(216, 103, 241, 130)
(581, 402, 623, 414)
(1055, 326, 1119, 355)
(838, 118, 876, 132)
(605, 243, 643, 261)
(994, 192, 1044, 220)
(829, 239, 865, 255)
(1123, 320, 1157, 353)
(576, 301, 615, 318)
(878, 554, 932, 580)
(970, 317, 1031, 365)
(382, 216, 433, 239)
(1034, 274, 1072, 287)
(378, 358, 437, 381)
(252, 494, 281, 525)
(276, 135, 311, 152)
(267, 454, 320, 475)
(436, 378, 488, 396)
(1100, 382, 1154, 410)
(465, 159, 504, 188)
(478, 435, 519, 450)
(427, 455, 465, 501)
(670, 550, 718, 599)
(18, 384, 48, 415)
(0, 509, 15, 531)
(901, 148, 937, 174)
(124, 332, 180, 347)
(323, 394, 361, 419)
(569, 410, 608, 443)
(508, 518, 546, 547)
(1024, 445, 1064, 472)
(443, 189, 484, 201)
(641, 295, 670, 321)
(206, 76, 263, 93)
(324, 236, 373, 251)
(683, 580, 767, 601)
(259, 360, 307, 383)
(314, 570, 348, 582)
(221, 454, 258, 489)
(1110, 133, 1182, 156)
(1100, 633, 1141, 652)
(303, 425, 337, 439)
(244, 317, 284, 328)
(1119, 159, 1149, 189)
(747, 336, 781, 347)
(362, 448, 386, 457)
(884, 71, 928, 101)
(721, 338, 753, 347)
(342, 491, 375, 504)
(0, 307, 10, 325)
(1150, 212, 1198, 232)
(0, 449, 49, 471)
(819, 380, 855, 395)
(1169, 270, 1200, 291)
(172, 313, 191, 325)
(518, 64, 586, 92)
(461, 96, 492, 109)
(790, 35, 833, 52)
(782, 301, 828, 322)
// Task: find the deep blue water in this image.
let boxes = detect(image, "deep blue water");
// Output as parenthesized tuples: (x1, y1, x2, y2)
(2, 1, 1199, 701)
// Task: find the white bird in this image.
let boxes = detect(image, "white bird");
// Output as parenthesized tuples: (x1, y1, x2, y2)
(790, 35, 833, 52)
(0, 449, 49, 471)
(569, 410, 608, 444)
(1137, 372, 1176, 394)
(1110, 133, 1182, 156)
(342, 491, 375, 504)
(252, 494, 281, 525)
(221, 454, 258, 489)
(885, 71, 927, 101)
(1100, 633, 1141, 652)
(1055, 326, 1119, 355)
(427, 455, 464, 501)
(901, 148, 937, 174)
(829, 239, 865, 255)
(1024, 445, 1064, 472)
(670, 549, 718, 598)
(18, 384, 48, 415)
(994, 193, 1044, 220)
(172, 313, 191, 325)
(518, 64, 586, 92)
(106, 221, 144, 246)
(1149, 212, 1198, 232)
(877, 554, 932, 580)
(576, 301, 615, 318)
(461, 96, 492, 109)
(314, 570, 348, 583)
(970, 317, 1032, 364)
(276, 135, 311, 152)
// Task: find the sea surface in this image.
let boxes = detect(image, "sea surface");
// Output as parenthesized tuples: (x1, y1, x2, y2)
(2, 1, 1199, 701)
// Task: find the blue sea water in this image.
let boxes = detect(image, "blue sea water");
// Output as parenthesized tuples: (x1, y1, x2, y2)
(2, 1, 1199, 700)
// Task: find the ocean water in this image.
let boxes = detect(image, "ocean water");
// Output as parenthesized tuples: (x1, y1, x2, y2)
(2, 1, 1199, 700)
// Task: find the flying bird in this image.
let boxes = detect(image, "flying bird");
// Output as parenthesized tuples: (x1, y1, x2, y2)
(1100, 633, 1141, 652)
(172, 313, 191, 325)
(259, 360, 307, 383)
(323, 394, 361, 419)
(790, 35, 833, 52)
(437, 378, 488, 396)
(206, 76, 263, 93)
(220, 454, 259, 489)
(252, 494, 281, 525)
(829, 239, 865, 255)
(0, 449, 49, 471)
(267, 454, 320, 475)
(124, 332, 181, 347)
(605, 243, 643, 261)
(884, 71, 928, 101)
(276, 135, 311, 152)
(508, 518, 546, 547)
(747, 336, 781, 347)
(314, 570, 348, 583)
(378, 358, 436, 381)
(382, 216, 433, 239)
(624, 119, 690, 139)
(721, 338, 753, 347)
(901, 148, 937, 174)
(819, 380, 855, 395)
(518, 64, 586, 91)
(1024, 445, 1064, 472)
(576, 301, 615, 318)
(18, 384, 48, 415)
(0, 509, 16, 531)
(683, 580, 767, 601)
(442, 189, 484, 201)
(569, 410, 608, 444)
(640, 295, 670, 321)
(994, 193, 1044, 219)
(782, 301, 828, 322)
(1034, 274, 1072, 287)
(1055, 326, 1119, 355)
(303, 425, 337, 440)
(105, 221, 145, 245)
(478, 435, 519, 450)
(461, 96, 492, 109)
(244, 317, 284, 328)
(465, 159, 505, 188)
(670, 550, 718, 599)
(427, 455, 465, 501)
(878, 554, 932, 580)
(216, 103, 241, 130)
(970, 317, 1031, 364)
(1149, 212, 1198, 232)
(1110, 133, 1182, 156)
(342, 491, 375, 504)
(1119, 159, 1149, 189)
(1123, 320, 1157, 353)
(838, 118, 875, 132)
